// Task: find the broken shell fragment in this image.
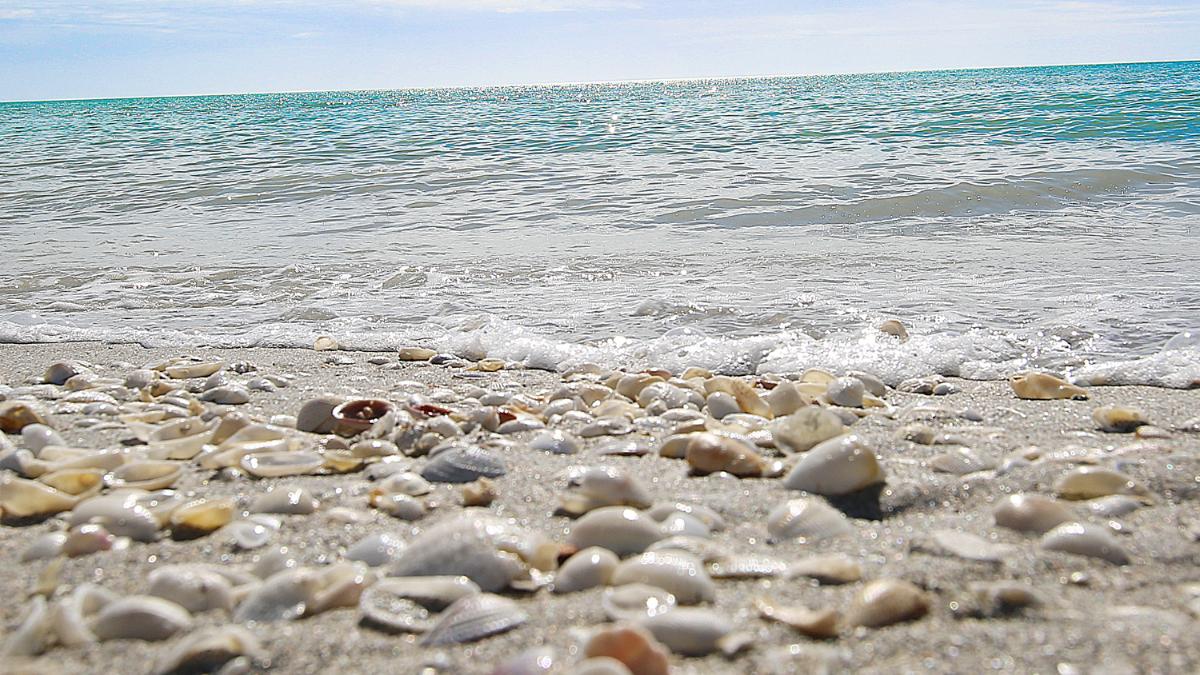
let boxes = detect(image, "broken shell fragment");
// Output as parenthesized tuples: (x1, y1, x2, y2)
(421, 445, 507, 483)
(755, 598, 840, 639)
(1092, 405, 1149, 433)
(584, 624, 670, 675)
(0, 401, 48, 433)
(1009, 372, 1088, 400)
(331, 399, 394, 437)
(169, 498, 235, 538)
(787, 555, 863, 584)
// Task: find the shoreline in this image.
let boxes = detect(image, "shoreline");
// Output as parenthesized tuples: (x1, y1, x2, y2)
(1, 341, 1198, 674)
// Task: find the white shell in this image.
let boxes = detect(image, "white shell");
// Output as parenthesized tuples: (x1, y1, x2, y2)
(560, 466, 652, 516)
(1040, 522, 1131, 565)
(233, 569, 319, 622)
(20, 531, 67, 562)
(769, 408, 846, 454)
(766, 498, 852, 544)
(389, 515, 554, 592)
(21, 424, 65, 454)
(930, 447, 996, 474)
(782, 435, 885, 495)
(846, 579, 931, 628)
(1087, 495, 1143, 517)
(158, 625, 267, 675)
(69, 492, 161, 541)
(90, 596, 192, 641)
(148, 565, 235, 613)
(223, 519, 278, 550)
(166, 361, 224, 379)
(376, 471, 433, 496)
(554, 547, 619, 593)
(567, 507, 664, 556)
(106, 460, 184, 491)
(200, 385, 251, 405)
(640, 608, 733, 656)
(611, 551, 715, 605)
(825, 377, 865, 408)
(601, 583, 677, 621)
(419, 593, 528, 646)
(645, 502, 726, 531)
(250, 486, 320, 515)
(993, 494, 1075, 534)
(1054, 467, 1147, 501)
(241, 451, 324, 478)
(927, 529, 1015, 563)
(346, 533, 407, 567)
(370, 492, 427, 520)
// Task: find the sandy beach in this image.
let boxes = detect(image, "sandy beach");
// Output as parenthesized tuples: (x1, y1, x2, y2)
(1, 341, 1198, 674)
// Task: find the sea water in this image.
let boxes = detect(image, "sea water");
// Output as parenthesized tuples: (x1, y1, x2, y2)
(2, 61, 1199, 385)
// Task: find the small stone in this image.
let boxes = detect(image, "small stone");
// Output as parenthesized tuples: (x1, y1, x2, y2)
(931, 382, 959, 396)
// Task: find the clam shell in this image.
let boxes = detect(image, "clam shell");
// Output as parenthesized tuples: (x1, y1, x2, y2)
(148, 565, 235, 613)
(782, 435, 884, 496)
(158, 625, 267, 675)
(930, 447, 995, 474)
(421, 445, 507, 483)
(20, 532, 68, 562)
(147, 428, 214, 461)
(44, 361, 84, 385)
(38, 468, 104, 497)
(646, 502, 726, 531)
(1040, 522, 1131, 565)
(1054, 467, 1148, 501)
(369, 491, 427, 520)
(646, 536, 724, 562)
(233, 569, 318, 622)
(529, 430, 580, 455)
(659, 512, 710, 538)
(568, 507, 665, 556)
(1092, 405, 1148, 432)
(561, 466, 652, 516)
(769, 408, 847, 454)
(554, 547, 619, 593)
(240, 451, 324, 478)
(296, 395, 345, 434)
(169, 497, 235, 538)
(1009, 372, 1088, 400)
(250, 486, 320, 515)
(787, 554, 863, 584)
(63, 523, 118, 557)
(107, 460, 183, 491)
(993, 494, 1075, 534)
(150, 417, 212, 442)
(825, 377, 865, 408)
(223, 519, 277, 550)
(846, 578, 930, 628)
(350, 439, 399, 459)
(640, 608, 734, 656)
(766, 498, 852, 544)
(346, 533, 407, 567)
(389, 515, 551, 592)
(601, 583, 677, 621)
(377, 471, 432, 496)
(707, 555, 787, 579)
(584, 625, 670, 675)
(0, 401, 49, 433)
(419, 593, 528, 646)
(69, 492, 161, 541)
(166, 361, 224, 379)
(0, 475, 79, 519)
(1087, 494, 1143, 518)
(21, 424, 65, 454)
(755, 598, 840, 639)
(611, 551, 715, 605)
(685, 433, 765, 477)
(90, 596, 192, 641)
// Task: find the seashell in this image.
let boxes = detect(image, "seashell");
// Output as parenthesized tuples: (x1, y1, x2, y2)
(314, 336, 339, 351)
(847, 370, 887, 397)
(370, 491, 427, 520)
(234, 569, 319, 622)
(766, 498, 852, 544)
(63, 523, 118, 557)
(420, 593, 528, 646)
(645, 502, 726, 531)
(602, 583, 677, 626)
(554, 547, 619, 593)
(707, 555, 787, 579)
(252, 545, 297, 579)
(49, 583, 113, 648)
(787, 555, 863, 584)
(20, 532, 68, 562)
(755, 598, 840, 639)
(224, 520, 277, 550)
(646, 536, 723, 562)
(157, 625, 267, 675)
(568, 507, 665, 556)
(494, 647, 560, 675)
(993, 494, 1075, 534)
(169, 497, 235, 538)
(659, 512, 710, 538)
(930, 447, 996, 474)
(4, 596, 52, 656)
(1040, 522, 1130, 564)
(68, 492, 162, 541)
(148, 565, 235, 613)
(581, 417, 634, 438)
(769, 408, 847, 454)
(166, 361, 224, 379)
(684, 433, 765, 477)
(240, 451, 324, 478)
(331, 399, 394, 437)
(782, 435, 885, 496)
(44, 361, 85, 385)
(584, 624, 670, 675)
(846, 579, 930, 628)
(825, 377, 865, 408)
(346, 533, 407, 567)
(878, 319, 909, 340)
(296, 395, 345, 434)
(21, 424, 65, 454)
(640, 607, 735, 656)
(560, 466, 653, 516)
(200, 385, 250, 405)
(1054, 466, 1148, 501)
(149, 416, 212, 442)
(1134, 425, 1171, 440)
(389, 515, 554, 592)
(0, 401, 48, 433)
(420, 445, 507, 483)
(107, 460, 183, 490)
(250, 486, 320, 514)
(1009, 372, 1088, 400)
(147, 429, 214, 461)
(90, 596, 192, 641)
(954, 581, 1043, 618)
(350, 438, 399, 459)
(611, 551, 715, 605)
(398, 347, 437, 361)
(461, 478, 496, 507)
(305, 562, 373, 617)
(377, 471, 432, 496)
(38, 468, 104, 497)
(1087, 494, 1143, 518)
(1092, 405, 1148, 433)
(359, 583, 437, 634)
(705, 392, 740, 420)
(926, 529, 1015, 563)
(764, 382, 809, 417)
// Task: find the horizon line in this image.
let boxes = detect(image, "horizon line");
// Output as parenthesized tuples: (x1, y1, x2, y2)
(3, 57, 1197, 105)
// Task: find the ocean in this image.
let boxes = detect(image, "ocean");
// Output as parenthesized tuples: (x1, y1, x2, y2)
(2, 61, 1198, 386)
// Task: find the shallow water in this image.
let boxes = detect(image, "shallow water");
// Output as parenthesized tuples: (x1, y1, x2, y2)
(2, 61, 1199, 384)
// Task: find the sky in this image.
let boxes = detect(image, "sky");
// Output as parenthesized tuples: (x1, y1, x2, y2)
(1, 0, 1199, 101)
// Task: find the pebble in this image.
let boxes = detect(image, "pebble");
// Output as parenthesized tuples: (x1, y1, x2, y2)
(825, 377, 865, 408)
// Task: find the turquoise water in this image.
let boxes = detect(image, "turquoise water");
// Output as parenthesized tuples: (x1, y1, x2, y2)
(1, 62, 1199, 384)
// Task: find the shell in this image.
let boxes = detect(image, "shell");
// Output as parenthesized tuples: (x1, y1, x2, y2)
(1040, 522, 1131, 565)
(165, 361, 224, 379)
(825, 377, 865, 408)
(223, 519, 278, 550)
(63, 523, 118, 557)
(44, 361, 85, 385)
(782, 435, 884, 496)
(640, 608, 735, 656)
(21, 424, 65, 454)
(878, 319, 909, 340)
(529, 430, 581, 455)
(766, 498, 852, 544)
(90, 596, 192, 641)
(1009, 372, 1088, 400)
(1054, 467, 1148, 501)
(148, 565, 236, 613)
(554, 547, 620, 593)
(930, 447, 996, 474)
(359, 583, 437, 634)
(377, 472, 433, 496)
(369, 576, 481, 613)
(419, 593, 528, 646)
(560, 466, 653, 516)
(169, 498, 235, 538)
(769, 408, 847, 454)
(955, 581, 1043, 618)
(350, 439, 400, 459)
(314, 336, 339, 351)
(68, 493, 161, 541)
(755, 598, 840, 639)
(149, 417, 212, 442)
(233, 569, 319, 622)
(581, 417, 634, 438)
(305, 563, 373, 617)
(461, 478, 497, 507)
(296, 395, 345, 434)
(645, 502, 726, 531)
(584, 625, 670, 675)
(1092, 405, 1148, 432)
(107, 461, 183, 490)
(4, 596, 52, 656)
(1087, 494, 1143, 518)
(684, 433, 765, 477)
(707, 555, 788, 579)
(568, 507, 665, 556)
(346, 533, 407, 567)
(787, 555, 863, 584)
(494, 647, 560, 675)
(199, 385, 251, 405)
(611, 551, 715, 605)
(240, 451, 324, 478)
(157, 625, 267, 675)
(658, 512, 710, 538)
(927, 529, 1015, 563)
(331, 399, 394, 437)
(0, 401, 49, 433)
(250, 486, 320, 515)
(993, 494, 1076, 533)
(764, 382, 809, 417)
(601, 583, 677, 622)
(398, 347, 436, 361)
(20, 532, 68, 562)
(705, 392, 740, 419)
(421, 445, 507, 483)
(38, 468, 104, 498)
(369, 491, 427, 520)
(846, 579, 930, 628)
(389, 515, 555, 592)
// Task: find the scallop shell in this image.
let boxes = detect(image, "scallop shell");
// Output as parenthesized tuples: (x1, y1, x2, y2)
(346, 533, 407, 567)
(240, 451, 324, 478)
(389, 515, 553, 592)
(1054, 467, 1148, 501)
(769, 408, 847, 454)
(766, 498, 852, 544)
(640, 608, 735, 656)
(250, 486, 320, 515)
(529, 430, 581, 455)
(107, 461, 184, 491)
(685, 433, 765, 477)
(787, 554, 863, 584)
(419, 593, 528, 646)
(68, 492, 161, 541)
(1009, 372, 1088, 400)
(846, 579, 930, 628)
(554, 547, 619, 594)
(169, 497, 235, 539)
(755, 598, 840, 639)
(420, 445, 507, 483)
(90, 596, 192, 641)
(1092, 405, 1148, 432)
(611, 551, 715, 605)
(782, 435, 884, 496)
(584, 625, 670, 675)
(993, 494, 1075, 534)
(148, 565, 235, 613)
(0, 475, 80, 519)
(568, 507, 665, 556)
(157, 625, 267, 675)
(1040, 522, 1131, 565)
